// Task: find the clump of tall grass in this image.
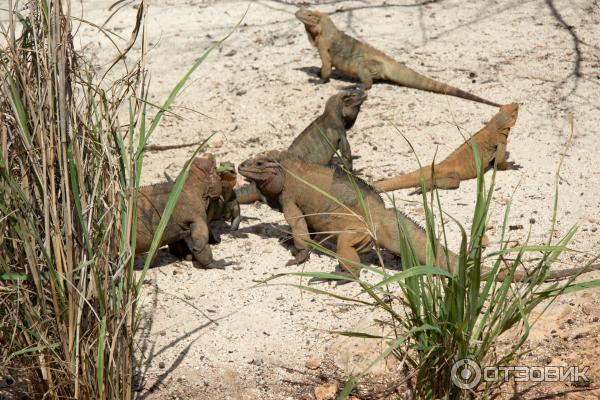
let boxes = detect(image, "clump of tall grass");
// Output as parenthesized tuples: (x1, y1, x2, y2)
(264, 126, 600, 399)
(0, 1, 146, 396)
(0, 1, 224, 397)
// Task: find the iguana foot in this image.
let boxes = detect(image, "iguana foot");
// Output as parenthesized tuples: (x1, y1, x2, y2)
(278, 235, 293, 245)
(307, 270, 355, 285)
(497, 160, 521, 170)
(208, 230, 220, 244)
(285, 249, 310, 266)
(199, 258, 234, 270)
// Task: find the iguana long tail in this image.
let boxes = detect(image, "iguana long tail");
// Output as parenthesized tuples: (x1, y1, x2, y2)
(384, 62, 501, 107)
(377, 210, 460, 273)
(378, 214, 600, 282)
(373, 167, 436, 193)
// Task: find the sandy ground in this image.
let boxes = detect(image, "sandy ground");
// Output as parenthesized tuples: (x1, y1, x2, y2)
(73, 0, 600, 398)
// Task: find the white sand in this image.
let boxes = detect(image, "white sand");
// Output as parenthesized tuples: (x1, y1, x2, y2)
(75, 1, 600, 398)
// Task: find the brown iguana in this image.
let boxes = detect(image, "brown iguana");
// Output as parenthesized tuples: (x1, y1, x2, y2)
(374, 103, 520, 193)
(238, 150, 600, 282)
(136, 154, 235, 268)
(295, 8, 501, 107)
(208, 162, 241, 231)
(238, 150, 456, 279)
(235, 88, 367, 205)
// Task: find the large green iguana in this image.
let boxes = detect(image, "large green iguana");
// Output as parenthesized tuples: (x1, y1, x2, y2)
(136, 154, 238, 267)
(238, 150, 600, 282)
(374, 103, 520, 193)
(295, 8, 501, 107)
(235, 88, 367, 205)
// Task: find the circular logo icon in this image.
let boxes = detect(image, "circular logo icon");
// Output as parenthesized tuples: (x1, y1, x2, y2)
(451, 358, 482, 389)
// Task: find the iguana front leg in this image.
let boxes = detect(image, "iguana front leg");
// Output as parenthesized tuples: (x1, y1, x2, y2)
(282, 199, 311, 265)
(190, 218, 213, 266)
(338, 135, 353, 170)
(333, 232, 370, 282)
(226, 200, 241, 230)
(316, 40, 332, 83)
(494, 141, 520, 170)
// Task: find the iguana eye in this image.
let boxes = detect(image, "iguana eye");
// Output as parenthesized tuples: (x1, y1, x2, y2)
(256, 160, 264, 167)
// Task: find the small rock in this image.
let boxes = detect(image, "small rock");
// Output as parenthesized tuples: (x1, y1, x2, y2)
(468, 72, 477, 78)
(172, 270, 178, 275)
(305, 357, 321, 370)
(529, 218, 536, 224)
(224, 49, 236, 57)
(158, 361, 165, 369)
(209, 139, 224, 148)
(559, 331, 569, 340)
(314, 381, 338, 400)
(582, 302, 593, 315)
(509, 224, 523, 231)
(481, 234, 490, 248)
(233, 265, 243, 271)
(236, 89, 247, 96)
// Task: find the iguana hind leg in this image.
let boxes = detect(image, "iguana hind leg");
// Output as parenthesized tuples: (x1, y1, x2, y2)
(333, 232, 372, 283)
(356, 60, 382, 90)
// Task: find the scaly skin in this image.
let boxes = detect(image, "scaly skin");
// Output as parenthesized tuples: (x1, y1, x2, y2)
(374, 103, 520, 193)
(235, 89, 367, 205)
(239, 150, 600, 282)
(295, 8, 501, 107)
(136, 154, 234, 268)
(238, 150, 456, 279)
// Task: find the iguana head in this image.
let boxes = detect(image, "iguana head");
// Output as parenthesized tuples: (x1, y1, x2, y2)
(191, 153, 222, 199)
(295, 8, 335, 45)
(323, 89, 367, 129)
(491, 103, 519, 136)
(238, 150, 288, 196)
(217, 162, 237, 189)
(340, 88, 367, 129)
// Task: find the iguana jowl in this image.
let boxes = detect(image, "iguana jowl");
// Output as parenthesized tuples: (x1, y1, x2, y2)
(295, 8, 501, 107)
(375, 103, 520, 193)
(239, 150, 600, 282)
(136, 154, 239, 267)
(235, 89, 367, 205)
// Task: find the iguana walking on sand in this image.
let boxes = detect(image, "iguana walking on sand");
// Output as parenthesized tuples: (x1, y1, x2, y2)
(375, 103, 520, 193)
(235, 89, 367, 205)
(295, 8, 501, 107)
(239, 150, 600, 282)
(136, 154, 237, 267)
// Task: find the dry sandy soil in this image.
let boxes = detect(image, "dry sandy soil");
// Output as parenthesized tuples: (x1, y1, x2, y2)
(74, 0, 600, 398)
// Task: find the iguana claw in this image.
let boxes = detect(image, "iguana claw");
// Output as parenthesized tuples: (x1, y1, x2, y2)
(285, 249, 310, 266)
(202, 259, 234, 270)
